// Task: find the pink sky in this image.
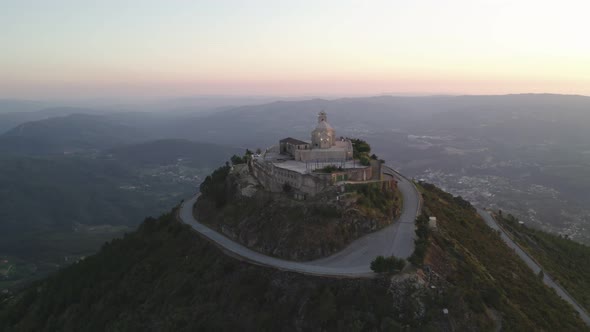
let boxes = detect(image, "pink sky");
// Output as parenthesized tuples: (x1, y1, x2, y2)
(2, 1, 589, 99)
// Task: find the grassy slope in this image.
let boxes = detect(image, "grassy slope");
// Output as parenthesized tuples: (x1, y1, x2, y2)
(419, 183, 588, 331)
(495, 212, 590, 312)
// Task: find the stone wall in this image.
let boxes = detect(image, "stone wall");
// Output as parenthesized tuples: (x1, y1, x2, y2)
(370, 160, 383, 180)
(329, 167, 372, 182)
(252, 159, 331, 197)
(295, 148, 348, 162)
(252, 158, 385, 198)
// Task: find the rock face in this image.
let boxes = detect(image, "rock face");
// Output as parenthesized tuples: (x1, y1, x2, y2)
(388, 274, 427, 322)
(194, 164, 401, 261)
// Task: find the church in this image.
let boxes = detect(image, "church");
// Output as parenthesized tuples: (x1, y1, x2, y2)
(251, 111, 383, 198)
(278, 111, 353, 162)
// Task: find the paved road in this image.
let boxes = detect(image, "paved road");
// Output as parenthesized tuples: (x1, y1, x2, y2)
(178, 167, 421, 277)
(478, 209, 590, 326)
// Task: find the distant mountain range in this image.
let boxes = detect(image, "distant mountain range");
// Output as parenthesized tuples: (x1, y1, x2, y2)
(0, 113, 151, 155)
(1, 93, 589, 241)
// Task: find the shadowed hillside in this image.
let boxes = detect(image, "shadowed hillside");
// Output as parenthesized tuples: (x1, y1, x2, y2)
(1, 184, 587, 331)
(0, 114, 150, 155)
(0, 139, 239, 288)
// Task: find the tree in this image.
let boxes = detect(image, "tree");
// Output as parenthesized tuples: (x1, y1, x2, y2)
(200, 164, 231, 207)
(370, 256, 406, 273)
(230, 155, 244, 165)
(409, 215, 430, 266)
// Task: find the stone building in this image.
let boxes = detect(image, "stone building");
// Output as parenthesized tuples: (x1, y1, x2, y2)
(279, 137, 310, 156)
(251, 111, 385, 198)
(279, 111, 353, 162)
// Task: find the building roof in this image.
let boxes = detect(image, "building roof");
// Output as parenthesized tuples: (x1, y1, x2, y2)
(280, 137, 309, 145)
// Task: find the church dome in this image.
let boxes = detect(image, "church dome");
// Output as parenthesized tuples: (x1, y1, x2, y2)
(315, 119, 334, 131)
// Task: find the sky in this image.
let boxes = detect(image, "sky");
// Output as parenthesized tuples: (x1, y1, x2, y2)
(1, 0, 589, 99)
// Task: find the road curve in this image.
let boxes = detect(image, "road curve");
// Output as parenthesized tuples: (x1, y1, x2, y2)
(478, 209, 590, 326)
(178, 167, 421, 278)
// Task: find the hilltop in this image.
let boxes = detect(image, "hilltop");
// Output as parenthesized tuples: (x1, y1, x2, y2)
(1, 182, 588, 331)
(194, 162, 402, 261)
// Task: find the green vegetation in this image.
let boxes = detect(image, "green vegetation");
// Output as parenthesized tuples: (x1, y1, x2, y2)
(496, 212, 590, 312)
(0, 139, 238, 288)
(370, 256, 406, 273)
(350, 138, 373, 166)
(0, 228, 129, 289)
(419, 182, 588, 331)
(196, 186, 382, 261)
(196, 167, 397, 261)
(314, 165, 343, 173)
(199, 163, 231, 207)
(346, 183, 397, 216)
(408, 214, 430, 266)
(0, 211, 411, 331)
(230, 155, 245, 165)
(2, 181, 588, 331)
(230, 149, 255, 165)
(310, 205, 342, 219)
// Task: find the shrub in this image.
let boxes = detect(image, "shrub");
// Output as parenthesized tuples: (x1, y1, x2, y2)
(315, 165, 343, 173)
(370, 255, 406, 273)
(409, 214, 430, 266)
(200, 163, 231, 207)
(350, 138, 379, 163)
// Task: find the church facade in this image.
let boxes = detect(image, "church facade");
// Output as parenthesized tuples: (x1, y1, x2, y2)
(251, 111, 383, 198)
(279, 111, 353, 162)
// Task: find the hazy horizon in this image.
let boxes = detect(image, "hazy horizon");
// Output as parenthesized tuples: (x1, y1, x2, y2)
(3, 0, 589, 99)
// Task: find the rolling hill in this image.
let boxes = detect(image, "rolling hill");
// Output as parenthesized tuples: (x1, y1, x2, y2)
(0, 139, 240, 288)
(0, 113, 151, 155)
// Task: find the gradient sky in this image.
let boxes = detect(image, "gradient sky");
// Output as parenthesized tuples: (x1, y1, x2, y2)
(2, 0, 589, 99)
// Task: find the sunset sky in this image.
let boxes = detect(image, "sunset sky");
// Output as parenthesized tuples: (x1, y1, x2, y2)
(2, 0, 589, 99)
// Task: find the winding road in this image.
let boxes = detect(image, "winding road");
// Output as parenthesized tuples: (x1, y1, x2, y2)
(178, 166, 590, 325)
(479, 209, 590, 326)
(178, 166, 420, 277)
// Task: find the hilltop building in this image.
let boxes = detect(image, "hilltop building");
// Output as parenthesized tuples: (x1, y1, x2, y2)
(279, 111, 353, 162)
(251, 111, 388, 198)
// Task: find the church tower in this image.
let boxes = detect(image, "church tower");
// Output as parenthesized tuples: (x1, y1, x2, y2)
(311, 111, 335, 149)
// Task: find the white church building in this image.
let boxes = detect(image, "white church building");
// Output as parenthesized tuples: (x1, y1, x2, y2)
(278, 111, 353, 162)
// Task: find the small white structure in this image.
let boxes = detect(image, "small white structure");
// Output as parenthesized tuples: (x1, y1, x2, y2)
(428, 216, 438, 230)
